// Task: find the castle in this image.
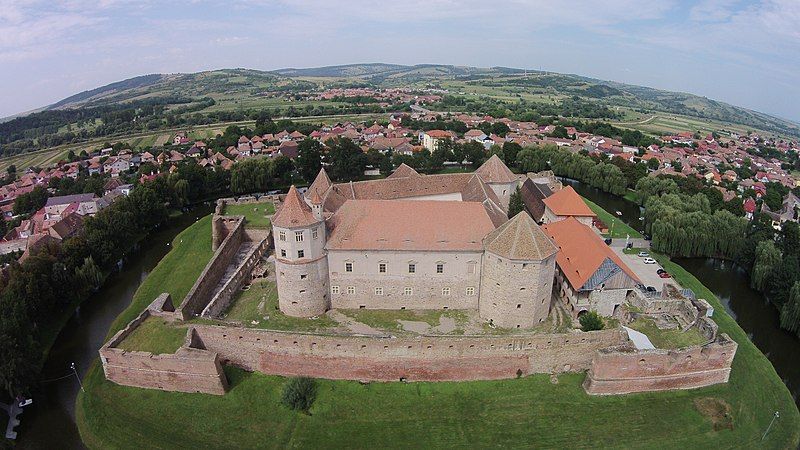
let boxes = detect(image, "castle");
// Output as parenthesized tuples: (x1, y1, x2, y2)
(273, 155, 623, 328)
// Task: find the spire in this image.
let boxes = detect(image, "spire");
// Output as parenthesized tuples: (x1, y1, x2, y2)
(307, 167, 332, 200)
(273, 186, 318, 228)
(475, 154, 516, 183)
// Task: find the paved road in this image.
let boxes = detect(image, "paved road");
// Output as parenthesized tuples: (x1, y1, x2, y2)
(608, 238, 651, 249)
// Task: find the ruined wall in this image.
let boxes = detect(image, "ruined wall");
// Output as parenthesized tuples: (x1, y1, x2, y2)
(583, 334, 737, 395)
(191, 324, 626, 382)
(99, 312, 228, 395)
(178, 216, 245, 320)
(202, 236, 270, 318)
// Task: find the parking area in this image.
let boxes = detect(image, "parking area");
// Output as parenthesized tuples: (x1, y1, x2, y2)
(613, 248, 680, 291)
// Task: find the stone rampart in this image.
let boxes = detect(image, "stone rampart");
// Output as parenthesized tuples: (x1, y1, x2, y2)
(583, 334, 737, 395)
(189, 324, 626, 381)
(202, 236, 270, 318)
(99, 311, 228, 395)
(178, 216, 245, 320)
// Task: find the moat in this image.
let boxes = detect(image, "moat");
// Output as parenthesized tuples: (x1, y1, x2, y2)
(13, 183, 800, 447)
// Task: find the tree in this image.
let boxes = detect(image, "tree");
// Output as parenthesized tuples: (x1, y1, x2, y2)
(325, 138, 367, 181)
(751, 240, 781, 291)
(296, 138, 322, 183)
(281, 377, 317, 413)
(501, 142, 522, 167)
(13, 185, 49, 215)
(780, 282, 800, 336)
(76, 256, 103, 290)
(579, 311, 604, 331)
(646, 158, 659, 170)
(508, 187, 524, 218)
(768, 255, 800, 307)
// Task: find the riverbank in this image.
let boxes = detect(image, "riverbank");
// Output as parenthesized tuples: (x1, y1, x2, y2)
(75, 208, 800, 448)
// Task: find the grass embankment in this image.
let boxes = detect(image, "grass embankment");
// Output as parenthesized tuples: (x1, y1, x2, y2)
(582, 197, 643, 239)
(105, 214, 214, 338)
(628, 317, 708, 349)
(221, 278, 337, 332)
(76, 205, 800, 449)
(116, 317, 186, 355)
(221, 201, 275, 229)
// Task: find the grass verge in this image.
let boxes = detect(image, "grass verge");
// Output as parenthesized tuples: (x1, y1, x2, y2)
(222, 201, 275, 229)
(583, 197, 643, 239)
(628, 317, 708, 349)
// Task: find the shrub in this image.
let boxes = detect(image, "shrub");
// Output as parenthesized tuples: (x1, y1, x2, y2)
(579, 311, 605, 332)
(281, 377, 317, 413)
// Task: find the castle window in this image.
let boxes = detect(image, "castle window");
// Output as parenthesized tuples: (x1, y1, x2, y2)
(467, 261, 476, 274)
(436, 263, 444, 274)
(312, 228, 319, 240)
(345, 262, 353, 273)
(295, 231, 304, 242)
(379, 262, 387, 273)
(347, 286, 355, 295)
(466, 287, 475, 296)
(331, 286, 340, 294)
(300, 274, 307, 280)
(442, 287, 451, 296)
(375, 287, 384, 295)
(280, 249, 286, 258)
(297, 250, 304, 258)
(404, 287, 413, 296)
(279, 231, 286, 241)
(408, 263, 416, 274)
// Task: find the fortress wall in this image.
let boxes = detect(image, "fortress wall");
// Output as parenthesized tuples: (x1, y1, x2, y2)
(202, 236, 270, 319)
(99, 312, 228, 395)
(583, 334, 737, 395)
(190, 325, 627, 381)
(178, 216, 245, 320)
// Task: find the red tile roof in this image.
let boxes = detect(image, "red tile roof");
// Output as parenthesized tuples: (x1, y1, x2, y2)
(542, 186, 596, 217)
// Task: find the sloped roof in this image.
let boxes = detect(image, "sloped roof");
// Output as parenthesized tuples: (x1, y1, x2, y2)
(541, 217, 639, 291)
(475, 154, 517, 184)
(519, 178, 551, 222)
(483, 212, 558, 261)
(327, 200, 494, 252)
(273, 186, 318, 228)
(386, 163, 420, 179)
(306, 167, 332, 200)
(542, 186, 595, 217)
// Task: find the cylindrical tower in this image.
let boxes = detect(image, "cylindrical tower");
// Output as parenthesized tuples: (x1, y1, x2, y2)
(272, 186, 329, 317)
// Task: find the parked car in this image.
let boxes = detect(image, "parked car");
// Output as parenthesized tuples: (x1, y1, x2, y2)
(643, 257, 656, 264)
(604, 238, 612, 245)
(658, 272, 671, 278)
(656, 268, 665, 274)
(637, 251, 650, 257)
(645, 286, 657, 293)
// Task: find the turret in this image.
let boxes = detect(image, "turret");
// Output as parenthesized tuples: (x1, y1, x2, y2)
(479, 212, 558, 328)
(475, 154, 518, 211)
(272, 186, 330, 317)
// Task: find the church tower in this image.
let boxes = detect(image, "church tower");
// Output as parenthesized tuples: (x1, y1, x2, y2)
(273, 185, 329, 317)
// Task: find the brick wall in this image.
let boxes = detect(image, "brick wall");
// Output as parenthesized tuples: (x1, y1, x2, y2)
(191, 324, 626, 382)
(583, 334, 738, 395)
(99, 312, 228, 395)
(202, 237, 270, 318)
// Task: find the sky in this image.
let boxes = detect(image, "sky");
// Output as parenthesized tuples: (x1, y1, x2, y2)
(1, 0, 799, 121)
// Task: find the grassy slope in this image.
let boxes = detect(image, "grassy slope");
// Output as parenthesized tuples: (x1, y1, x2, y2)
(106, 214, 213, 337)
(582, 196, 643, 238)
(76, 206, 800, 449)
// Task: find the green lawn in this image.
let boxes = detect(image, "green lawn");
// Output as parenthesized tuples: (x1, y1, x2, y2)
(219, 278, 337, 332)
(106, 214, 214, 337)
(340, 308, 469, 333)
(116, 316, 186, 355)
(222, 201, 275, 229)
(583, 196, 643, 239)
(628, 317, 708, 349)
(75, 205, 800, 449)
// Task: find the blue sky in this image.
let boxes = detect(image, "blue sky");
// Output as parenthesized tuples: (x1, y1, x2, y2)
(1, 0, 799, 122)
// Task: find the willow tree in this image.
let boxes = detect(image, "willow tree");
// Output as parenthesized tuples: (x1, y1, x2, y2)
(752, 240, 781, 291)
(780, 282, 800, 336)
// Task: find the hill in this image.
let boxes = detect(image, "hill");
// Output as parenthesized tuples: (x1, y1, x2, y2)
(1, 63, 798, 161)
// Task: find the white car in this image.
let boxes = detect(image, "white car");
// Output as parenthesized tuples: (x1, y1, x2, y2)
(637, 251, 650, 257)
(643, 257, 656, 264)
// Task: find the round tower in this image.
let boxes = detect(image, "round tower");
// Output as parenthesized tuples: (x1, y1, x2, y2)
(479, 212, 558, 328)
(272, 186, 329, 317)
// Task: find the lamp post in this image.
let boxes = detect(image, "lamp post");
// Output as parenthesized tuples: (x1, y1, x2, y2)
(70, 362, 84, 393)
(762, 411, 780, 441)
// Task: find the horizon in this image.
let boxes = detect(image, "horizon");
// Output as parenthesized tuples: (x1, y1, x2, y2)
(1, 1, 799, 123)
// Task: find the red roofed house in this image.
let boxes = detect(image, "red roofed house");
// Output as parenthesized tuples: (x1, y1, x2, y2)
(541, 186, 597, 227)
